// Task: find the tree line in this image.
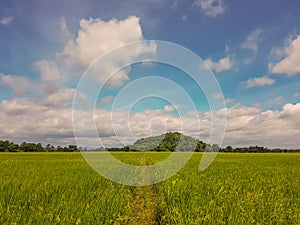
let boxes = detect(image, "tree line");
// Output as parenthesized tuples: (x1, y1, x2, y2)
(92, 132, 300, 153)
(0, 132, 299, 152)
(0, 140, 78, 152)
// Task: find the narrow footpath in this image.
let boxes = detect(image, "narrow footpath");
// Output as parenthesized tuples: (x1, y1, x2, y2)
(128, 156, 161, 225)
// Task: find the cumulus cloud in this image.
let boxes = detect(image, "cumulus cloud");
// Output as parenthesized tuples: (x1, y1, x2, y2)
(164, 105, 175, 112)
(59, 17, 73, 43)
(0, 98, 195, 147)
(33, 60, 62, 95)
(265, 96, 286, 106)
(57, 16, 156, 87)
(0, 99, 75, 145)
(222, 103, 300, 148)
(225, 98, 235, 104)
(0, 73, 33, 96)
(105, 70, 130, 87)
(193, 0, 226, 18)
(44, 89, 86, 107)
(58, 16, 142, 68)
(101, 95, 115, 105)
(212, 92, 223, 100)
(1, 61, 62, 97)
(241, 28, 264, 53)
(0, 16, 12, 25)
(1, 97, 300, 149)
(204, 56, 232, 72)
(243, 76, 275, 88)
(268, 35, 300, 76)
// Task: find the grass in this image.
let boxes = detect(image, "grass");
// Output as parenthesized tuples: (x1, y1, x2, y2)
(0, 152, 299, 224)
(0, 153, 132, 224)
(156, 153, 300, 224)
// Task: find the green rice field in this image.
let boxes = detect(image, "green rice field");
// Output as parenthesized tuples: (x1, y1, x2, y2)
(1, 152, 299, 224)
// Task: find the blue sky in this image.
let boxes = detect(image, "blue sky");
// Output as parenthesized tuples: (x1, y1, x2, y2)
(0, 0, 300, 148)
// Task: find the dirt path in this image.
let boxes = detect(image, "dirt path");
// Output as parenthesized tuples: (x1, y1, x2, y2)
(128, 156, 161, 225)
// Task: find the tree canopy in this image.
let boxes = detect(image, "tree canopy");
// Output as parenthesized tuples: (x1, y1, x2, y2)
(0, 140, 78, 152)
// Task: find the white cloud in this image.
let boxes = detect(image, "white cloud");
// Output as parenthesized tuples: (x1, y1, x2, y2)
(213, 92, 223, 100)
(0, 73, 32, 96)
(293, 92, 300, 98)
(225, 98, 235, 104)
(241, 28, 264, 53)
(181, 15, 188, 21)
(1, 61, 62, 97)
(57, 16, 156, 87)
(59, 16, 142, 68)
(164, 105, 175, 112)
(204, 56, 232, 72)
(105, 70, 130, 87)
(171, 0, 178, 8)
(1, 98, 300, 149)
(32, 60, 62, 95)
(222, 103, 300, 148)
(59, 17, 73, 43)
(269, 35, 300, 76)
(224, 44, 230, 53)
(0, 98, 75, 145)
(101, 95, 115, 105)
(243, 76, 275, 88)
(265, 96, 286, 106)
(193, 0, 226, 18)
(44, 89, 86, 107)
(0, 16, 12, 25)
(243, 56, 255, 65)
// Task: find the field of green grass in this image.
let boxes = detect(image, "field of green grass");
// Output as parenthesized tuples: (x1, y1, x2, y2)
(1, 152, 299, 224)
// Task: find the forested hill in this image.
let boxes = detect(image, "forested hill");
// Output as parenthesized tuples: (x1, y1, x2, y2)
(128, 132, 207, 152)
(0, 132, 299, 152)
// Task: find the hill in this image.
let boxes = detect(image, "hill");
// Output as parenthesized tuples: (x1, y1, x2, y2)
(128, 132, 208, 152)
